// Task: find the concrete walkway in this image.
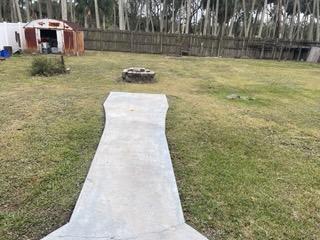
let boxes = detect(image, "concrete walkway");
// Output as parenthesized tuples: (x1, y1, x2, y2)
(42, 92, 208, 240)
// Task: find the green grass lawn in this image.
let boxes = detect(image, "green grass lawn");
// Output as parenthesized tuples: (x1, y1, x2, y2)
(0, 52, 319, 240)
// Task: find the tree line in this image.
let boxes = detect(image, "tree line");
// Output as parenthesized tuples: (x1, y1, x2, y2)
(0, 0, 319, 41)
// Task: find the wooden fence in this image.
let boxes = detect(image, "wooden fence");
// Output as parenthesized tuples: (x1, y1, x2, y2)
(83, 29, 320, 61)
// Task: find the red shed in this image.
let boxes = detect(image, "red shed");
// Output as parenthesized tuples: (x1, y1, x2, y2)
(24, 19, 84, 55)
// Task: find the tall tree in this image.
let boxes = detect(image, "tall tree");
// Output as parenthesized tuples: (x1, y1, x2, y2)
(61, 0, 68, 20)
(185, 0, 191, 33)
(119, 0, 126, 30)
(203, 0, 211, 35)
(14, 0, 22, 22)
(213, 0, 219, 36)
(0, 1, 2, 22)
(69, 0, 75, 22)
(244, 0, 256, 38)
(38, 0, 43, 18)
(307, 0, 316, 41)
(160, 0, 167, 32)
(316, 0, 320, 41)
(221, 0, 228, 37)
(124, 1, 130, 30)
(288, 0, 298, 40)
(94, 0, 100, 28)
(171, 0, 175, 33)
(11, 0, 17, 22)
(25, 0, 31, 21)
(47, 0, 53, 18)
(258, 0, 268, 38)
(228, 0, 238, 37)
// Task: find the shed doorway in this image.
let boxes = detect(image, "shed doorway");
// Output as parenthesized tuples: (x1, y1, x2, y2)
(40, 29, 58, 53)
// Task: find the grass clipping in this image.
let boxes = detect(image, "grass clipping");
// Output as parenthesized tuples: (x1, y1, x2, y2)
(31, 56, 66, 76)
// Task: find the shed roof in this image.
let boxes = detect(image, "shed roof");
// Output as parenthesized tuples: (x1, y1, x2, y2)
(24, 19, 82, 31)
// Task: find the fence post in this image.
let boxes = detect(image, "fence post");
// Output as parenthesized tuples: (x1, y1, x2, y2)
(297, 44, 302, 61)
(240, 38, 246, 58)
(130, 31, 133, 52)
(160, 33, 163, 54)
(278, 42, 284, 61)
(99, 30, 102, 51)
(286, 41, 292, 60)
(217, 37, 221, 57)
(210, 36, 214, 56)
(260, 40, 265, 59)
(189, 35, 192, 55)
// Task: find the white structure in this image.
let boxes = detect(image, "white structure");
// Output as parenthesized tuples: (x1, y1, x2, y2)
(0, 22, 26, 53)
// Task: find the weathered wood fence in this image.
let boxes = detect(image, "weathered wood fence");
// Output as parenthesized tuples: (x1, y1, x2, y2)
(84, 29, 320, 61)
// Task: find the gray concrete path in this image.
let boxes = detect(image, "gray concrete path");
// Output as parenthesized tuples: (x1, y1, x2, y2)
(42, 92, 208, 240)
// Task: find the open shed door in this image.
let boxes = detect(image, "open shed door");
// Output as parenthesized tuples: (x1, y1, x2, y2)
(25, 28, 37, 51)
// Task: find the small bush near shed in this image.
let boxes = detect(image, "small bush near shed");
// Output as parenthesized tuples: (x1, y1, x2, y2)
(31, 56, 66, 76)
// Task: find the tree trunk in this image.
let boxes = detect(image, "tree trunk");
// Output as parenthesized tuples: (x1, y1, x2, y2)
(26, 0, 31, 21)
(146, 0, 155, 33)
(288, 0, 298, 40)
(249, 6, 258, 38)
(171, 0, 175, 33)
(300, 15, 308, 40)
(69, 1, 75, 22)
(10, 0, 13, 21)
(135, 2, 142, 31)
(125, 2, 130, 31)
(199, 6, 204, 35)
(245, 0, 256, 38)
(195, 0, 200, 34)
(316, 0, 320, 41)
(185, 0, 191, 33)
(0, 0, 2, 22)
(296, 0, 301, 40)
(11, 0, 17, 22)
(241, 0, 247, 37)
(279, 0, 289, 39)
(146, 0, 150, 31)
(210, 6, 214, 35)
(165, 0, 169, 32)
(84, 8, 89, 28)
(221, 0, 228, 37)
(228, 0, 238, 37)
(213, 0, 219, 36)
(119, 0, 126, 30)
(277, 0, 284, 39)
(160, 0, 167, 32)
(38, 0, 42, 18)
(14, 0, 22, 22)
(10, 0, 14, 22)
(103, 14, 106, 30)
(150, 0, 154, 32)
(94, 0, 100, 28)
(177, 0, 183, 33)
(307, 0, 316, 41)
(272, 0, 280, 39)
(258, 0, 267, 38)
(113, 0, 117, 28)
(47, 0, 53, 18)
(61, 0, 67, 20)
(203, 0, 211, 35)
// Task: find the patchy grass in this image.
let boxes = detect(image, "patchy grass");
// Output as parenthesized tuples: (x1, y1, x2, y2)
(0, 52, 319, 240)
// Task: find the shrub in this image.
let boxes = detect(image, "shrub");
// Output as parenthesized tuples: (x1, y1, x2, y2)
(31, 56, 66, 76)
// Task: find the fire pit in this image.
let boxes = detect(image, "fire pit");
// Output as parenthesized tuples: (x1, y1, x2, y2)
(122, 67, 155, 83)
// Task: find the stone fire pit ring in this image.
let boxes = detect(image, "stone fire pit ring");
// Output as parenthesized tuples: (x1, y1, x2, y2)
(122, 67, 156, 83)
